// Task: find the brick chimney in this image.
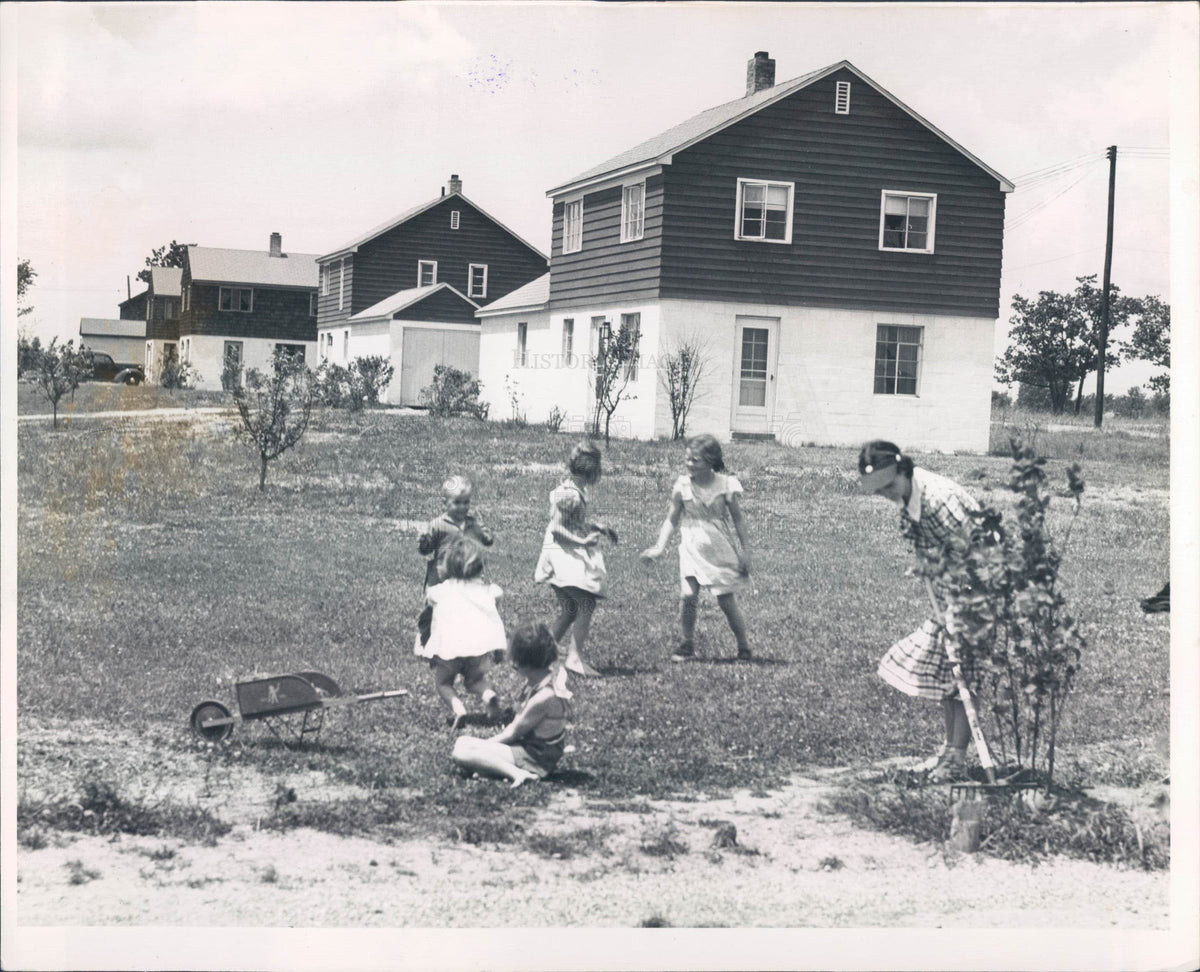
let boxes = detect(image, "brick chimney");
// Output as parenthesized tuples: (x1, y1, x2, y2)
(447, 173, 462, 195)
(746, 51, 775, 96)
(269, 232, 282, 257)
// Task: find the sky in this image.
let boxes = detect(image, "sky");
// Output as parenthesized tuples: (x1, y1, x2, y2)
(7, 1, 1195, 394)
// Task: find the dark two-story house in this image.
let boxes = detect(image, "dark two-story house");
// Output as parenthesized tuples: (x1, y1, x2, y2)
(477, 55, 1012, 451)
(316, 174, 548, 405)
(115, 266, 182, 375)
(173, 234, 319, 389)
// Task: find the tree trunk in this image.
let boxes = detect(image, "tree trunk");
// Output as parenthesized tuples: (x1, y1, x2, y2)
(1073, 376, 1085, 414)
(259, 454, 268, 491)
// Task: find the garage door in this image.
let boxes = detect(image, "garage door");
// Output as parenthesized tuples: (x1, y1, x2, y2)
(400, 328, 481, 406)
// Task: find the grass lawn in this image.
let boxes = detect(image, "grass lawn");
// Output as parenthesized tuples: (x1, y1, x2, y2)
(16, 407, 1170, 844)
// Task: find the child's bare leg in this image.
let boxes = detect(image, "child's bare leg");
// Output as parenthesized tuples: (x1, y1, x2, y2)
(943, 698, 971, 751)
(716, 593, 750, 657)
(549, 590, 575, 643)
(680, 580, 700, 646)
(433, 661, 468, 727)
(452, 736, 538, 787)
(564, 593, 600, 677)
(463, 662, 502, 721)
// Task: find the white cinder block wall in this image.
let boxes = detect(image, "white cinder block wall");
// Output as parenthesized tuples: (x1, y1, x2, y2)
(318, 321, 395, 400)
(657, 299, 994, 453)
(180, 336, 317, 391)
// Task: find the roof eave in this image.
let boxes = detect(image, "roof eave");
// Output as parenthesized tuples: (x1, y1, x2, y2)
(546, 160, 664, 200)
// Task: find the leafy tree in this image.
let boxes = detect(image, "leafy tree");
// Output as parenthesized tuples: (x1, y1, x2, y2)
(1122, 294, 1170, 393)
(1068, 275, 1138, 414)
(16, 335, 43, 376)
(592, 319, 640, 444)
(28, 338, 93, 429)
(137, 241, 191, 285)
(232, 349, 314, 490)
(17, 258, 36, 317)
(658, 335, 710, 440)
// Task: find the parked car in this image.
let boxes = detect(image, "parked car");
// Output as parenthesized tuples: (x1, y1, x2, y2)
(88, 351, 145, 385)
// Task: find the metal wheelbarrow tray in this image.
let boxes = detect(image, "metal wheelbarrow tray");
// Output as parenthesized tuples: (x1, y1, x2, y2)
(190, 671, 407, 744)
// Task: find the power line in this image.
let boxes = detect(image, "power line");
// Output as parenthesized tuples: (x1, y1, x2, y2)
(1006, 166, 1100, 230)
(1005, 246, 1104, 271)
(1010, 151, 1105, 183)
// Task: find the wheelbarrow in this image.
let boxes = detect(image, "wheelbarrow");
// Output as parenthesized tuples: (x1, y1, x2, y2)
(189, 671, 408, 745)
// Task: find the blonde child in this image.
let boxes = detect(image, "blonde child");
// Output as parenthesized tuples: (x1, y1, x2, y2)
(452, 623, 573, 787)
(415, 475, 494, 648)
(417, 537, 506, 728)
(641, 433, 752, 661)
(533, 441, 616, 678)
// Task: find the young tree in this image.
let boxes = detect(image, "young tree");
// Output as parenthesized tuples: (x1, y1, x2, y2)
(1122, 294, 1170, 393)
(658, 334, 711, 440)
(17, 258, 36, 318)
(137, 241, 191, 284)
(592, 319, 640, 444)
(29, 338, 92, 429)
(232, 349, 314, 490)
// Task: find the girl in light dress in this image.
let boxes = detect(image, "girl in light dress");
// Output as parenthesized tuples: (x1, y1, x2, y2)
(415, 537, 506, 728)
(641, 434, 752, 662)
(452, 622, 573, 787)
(533, 441, 617, 678)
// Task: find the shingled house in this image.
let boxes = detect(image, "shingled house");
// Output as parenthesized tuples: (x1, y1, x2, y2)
(477, 56, 1011, 451)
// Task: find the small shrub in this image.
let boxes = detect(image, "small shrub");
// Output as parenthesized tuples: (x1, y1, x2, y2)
(545, 405, 566, 433)
(160, 358, 199, 391)
(640, 914, 672, 927)
(639, 822, 688, 859)
(350, 355, 394, 406)
(65, 859, 101, 885)
(422, 365, 488, 418)
(818, 855, 844, 871)
(313, 362, 362, 411)
(260, 864, 279, 884)
(503, 374, 527, 426)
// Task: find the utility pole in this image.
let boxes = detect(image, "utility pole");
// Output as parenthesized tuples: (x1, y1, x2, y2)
(1094, 145, 1117, 428)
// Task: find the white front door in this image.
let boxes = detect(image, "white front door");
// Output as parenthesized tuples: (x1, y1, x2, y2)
(730, 316, 779, 434)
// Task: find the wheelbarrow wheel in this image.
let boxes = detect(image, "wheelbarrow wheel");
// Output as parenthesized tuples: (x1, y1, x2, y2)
(190, 700, 234, 741)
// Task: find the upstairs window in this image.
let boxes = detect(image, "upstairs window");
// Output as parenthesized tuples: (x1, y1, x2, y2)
(621, 183, 645, 242)
(182, 285, 189, 312)
(338, 258, 346, 310)
(735, 178, 793, 243)
(468, 264, 488, 299)
(219, 286, 253, 312)
(321, 263, 329, 296)
(309, 293, 318, 316)
(879, 191, 936, 253)
(418, 260, 437, 287)
(145, 298, 152, 322)
(835, 81, 851, 114)
(874, 325, 923, 396)
(563, 199, 583, 254)
(516, 322, 528, 366)
(451, 210, 461, 230)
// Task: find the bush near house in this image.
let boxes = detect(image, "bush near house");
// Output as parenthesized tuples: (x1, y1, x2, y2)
(422, 365, 488, 418)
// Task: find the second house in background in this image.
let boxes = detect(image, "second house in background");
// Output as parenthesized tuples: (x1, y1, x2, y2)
(168, 234, 320, 389)
(316, 174, 548, 406)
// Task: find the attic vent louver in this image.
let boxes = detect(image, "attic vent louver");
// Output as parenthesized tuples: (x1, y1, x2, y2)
(835, 81, 851, 115)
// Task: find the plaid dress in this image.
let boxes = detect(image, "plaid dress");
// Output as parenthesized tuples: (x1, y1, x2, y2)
(877, 468, 979, 700)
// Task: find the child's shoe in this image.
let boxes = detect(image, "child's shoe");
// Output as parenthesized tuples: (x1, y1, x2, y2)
(736, 647, 753, 661)
(927, 748, 968, 783)
(670, 641, 696, 662)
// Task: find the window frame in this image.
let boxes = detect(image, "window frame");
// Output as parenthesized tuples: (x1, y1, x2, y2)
(516, 321, 528, 367)
(620, 182, 645, 243)
(219, 286, 254, 313)
(878, 190, 937, 254)
(418, 260, 437, 287)
(562, 198, 583, 254)
(873, 324, 924, 397)
(468, 264, 488, 299)
(734, 178, 795, 244)
(320, 263, 329, 296)
(337, 258, 346, 310)
(620, 311, 641, 381)
(562, 318, 574, 358)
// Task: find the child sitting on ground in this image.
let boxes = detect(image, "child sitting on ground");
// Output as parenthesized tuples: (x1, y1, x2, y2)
(452, 622, 573, 787)
(417, 537, 506, 729)
(415, 475, 495, 648)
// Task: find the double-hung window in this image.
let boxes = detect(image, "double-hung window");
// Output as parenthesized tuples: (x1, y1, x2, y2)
(418, 260, 437, 287)
(735, 178, 793, 243)
(620, 183, 645, 242)
(219, 286, 253, 312)
(516, 322, 528, 367)
(874, 325, 923, 396)
(321, 263, 329, 296)
(468, 264, 488, 299)
(879, 191, 936, 253)
(337, 258, 346, 310)
(563, 199, 583, 254)
(620, 312, 641, 381)
(562, 319, 574, 358)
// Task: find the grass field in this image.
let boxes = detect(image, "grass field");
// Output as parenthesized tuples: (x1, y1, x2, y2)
(16, 401, 1170, 847)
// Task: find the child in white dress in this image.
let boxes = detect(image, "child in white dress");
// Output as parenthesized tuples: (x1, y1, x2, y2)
(641, 434, 752, 661)
(533, 441, 616, 678)
(416, 537, 506, 728)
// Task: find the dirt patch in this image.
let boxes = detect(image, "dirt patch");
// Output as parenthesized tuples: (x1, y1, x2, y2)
(15, 719, 1169, 928)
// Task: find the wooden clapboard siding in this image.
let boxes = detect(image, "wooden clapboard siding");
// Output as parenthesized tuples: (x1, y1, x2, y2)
(548, 67, 1004, 318)
(316, 257, 354, 325)
(548, 174, 664, 309)
(348, 197, 547, 317)
(394, 288, 479, 324)
(179, 283, 318, 342)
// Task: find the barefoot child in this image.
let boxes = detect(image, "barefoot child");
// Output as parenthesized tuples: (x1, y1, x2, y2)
(533, 441, 616, 678)
(452, 623, 573, 787)
(641, 434, 752, 661)
(415, 475, 495, 648)
(417, 537, 506, 728)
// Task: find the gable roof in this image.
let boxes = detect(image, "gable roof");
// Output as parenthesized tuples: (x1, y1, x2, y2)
(319, 192, 547, 264)
(548, 60, 1013, 197)
(80, 318, 145, 338)
(475, 272, 549, 318)
(349, 283, 478, 322)
(150, 266, 182, 297)
(187, 246, 319, 288)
